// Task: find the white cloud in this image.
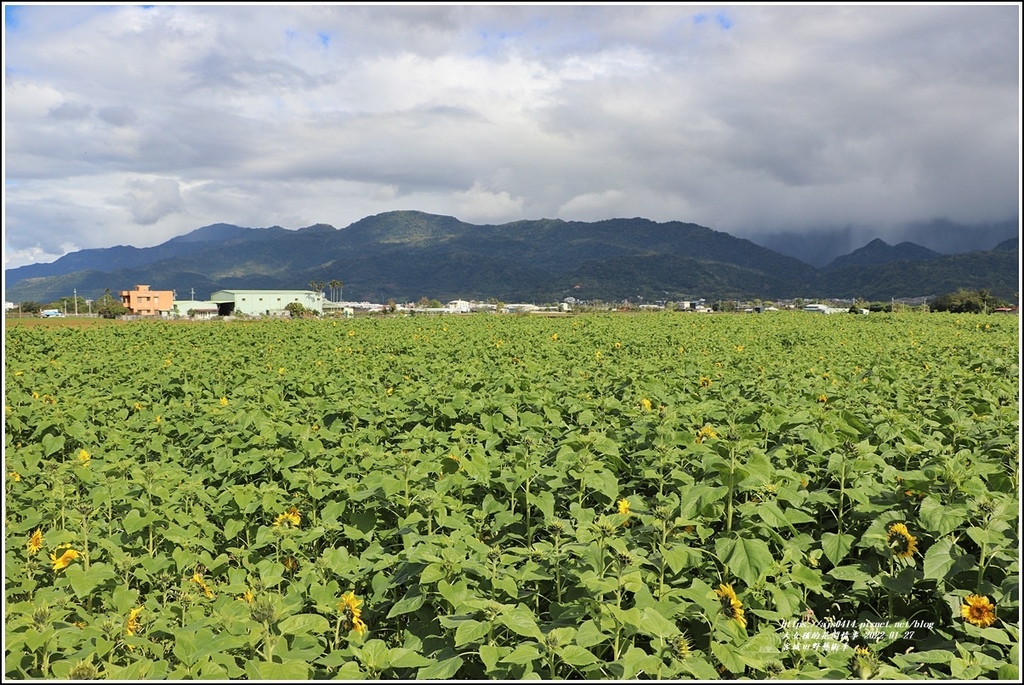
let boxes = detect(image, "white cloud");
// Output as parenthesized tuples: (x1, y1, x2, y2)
(1, 3, 1018, 267)
(113, 178, 185, 225)
(453, 182, 525, 221)
(558, 190, 626, 220)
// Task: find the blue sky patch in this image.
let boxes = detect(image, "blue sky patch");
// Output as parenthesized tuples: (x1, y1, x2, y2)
(5, 5, 22, 30)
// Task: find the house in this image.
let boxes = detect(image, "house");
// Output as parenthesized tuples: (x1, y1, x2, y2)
(173, 300, 219, 319)
(504, 303, 540, 313)
(802, 303, 846, 315)
(121, 285, 174, 317)
(446, 300, 471, 313)
(208, 289, 323, 317)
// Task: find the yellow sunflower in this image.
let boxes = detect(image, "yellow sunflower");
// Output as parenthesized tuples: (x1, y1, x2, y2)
(671, 632, 692, 658)
(960, 595, 996, 628)
(715, 583, 747, 629)
(640, 398, 652, 412)
(125, 607, 143, 636)
(699, 377, 712, 388)
(886, 522, 918, 560)
(50, 548, 80, 572)
(190, 571, 215, 599)
(339, 591, 367, 635)
(849, 645, 879, 679)
(273, 507, 301, 529)
(27, 528, 44, 555)
(695, 424, 718, 444)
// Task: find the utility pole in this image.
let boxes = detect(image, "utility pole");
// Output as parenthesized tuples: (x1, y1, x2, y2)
(74, 289, 78, 316)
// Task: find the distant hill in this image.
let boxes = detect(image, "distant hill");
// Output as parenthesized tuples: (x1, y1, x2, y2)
(824, 238, 940, 270)
(4, 211, 1018, 304)
(746, 219, 1018, 267)
(993, 236, 1018, 252)
(4, 223, 289, 285)
(821, 250, 1020, 301)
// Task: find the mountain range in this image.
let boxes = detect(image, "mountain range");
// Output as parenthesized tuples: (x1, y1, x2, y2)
(4, 211, 1019, 305)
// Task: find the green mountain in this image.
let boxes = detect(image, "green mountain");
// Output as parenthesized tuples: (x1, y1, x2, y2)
(4, 211, 1018, 304)
(824, 238, 940, 270)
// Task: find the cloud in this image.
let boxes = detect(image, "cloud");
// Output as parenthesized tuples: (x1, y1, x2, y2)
(558, 190, 626, 219)
(97, 105, 137, 127)
(48, 101, 92, 120)
(114, 178, 185, 225)
(1, 4, 1018, 269)
(453, 182, 525, 221)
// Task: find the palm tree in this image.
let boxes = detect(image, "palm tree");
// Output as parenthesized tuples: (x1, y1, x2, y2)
(328, 279, 342, 303)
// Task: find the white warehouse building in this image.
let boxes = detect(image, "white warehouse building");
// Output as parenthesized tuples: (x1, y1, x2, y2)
(209, 289, 324, 317)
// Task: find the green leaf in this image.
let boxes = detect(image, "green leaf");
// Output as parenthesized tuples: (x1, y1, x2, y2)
(618, 645, 659, 678)
(387, 589, 426, 618)
(828, 564, 874, 583)
(419, 563, 447, 585)
(533, 490, 556, 521)
(122, 508, 154, 535)
(479, 644, 502, 672)
(500, 643, 543, 665)
(880, 566, 922, 594)
(493, 574, 518, 599)
(574, 619, 608, 649)
(221, 517, 246, 541)
(358, 639, 390, 671)
(416, 655, 464, 679)
(821, 532, 855, 566)
(65, 563, 116, 598)
(966, 526, 1005, 547)
(639, 607, 679, 640)
(711, 642, 746, 674)
(892, 650, 953, 664)
(963, 624, 1016, 645)
(41, 434, 65, 457)
(277, 613, 329, 636)
(662, 543, 700, 574)
(559, 644, 599, 667)
(500, 605, 544, 640)
(918, 497, 965, 536)
(922, 539, 975, 582)
(998, 664, 1019, 681)
(389, 648, 433, 669)
(715, 536, 773, 586)
(454, 619, 490, 647)
(788, 563, 825, 592)
(251, 660, 310, 680)
(755, 501, 791, 530)
(681, 656, 721, 680)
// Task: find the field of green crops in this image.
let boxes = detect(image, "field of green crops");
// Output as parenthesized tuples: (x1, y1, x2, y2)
(4, 312, 1019, 679)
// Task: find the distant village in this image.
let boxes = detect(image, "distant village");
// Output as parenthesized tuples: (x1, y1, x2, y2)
(7, 284, 977, 319)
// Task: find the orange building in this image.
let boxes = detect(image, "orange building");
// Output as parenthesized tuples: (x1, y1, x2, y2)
(120, 284, 174, 317)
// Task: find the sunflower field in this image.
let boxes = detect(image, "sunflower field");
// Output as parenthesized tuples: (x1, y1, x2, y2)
(3, 311, 1019, 679)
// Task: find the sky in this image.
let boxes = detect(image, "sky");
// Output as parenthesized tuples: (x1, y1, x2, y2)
(3, 2, 1021, 269)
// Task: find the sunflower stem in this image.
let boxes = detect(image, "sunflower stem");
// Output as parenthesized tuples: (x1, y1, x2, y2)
(976, 541, 987, 592)
(887, 555, 895, 616)
(725, 443, 736, 534)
